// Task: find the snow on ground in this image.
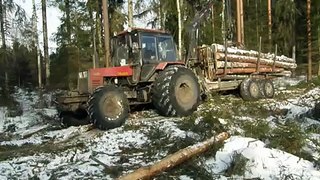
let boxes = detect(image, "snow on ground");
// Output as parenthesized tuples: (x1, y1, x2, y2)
(0, 88, 57, 135)
(205, 136, 320, 180)
(273, 75, 306, 89)
(1, 78, 320, 179)
(0, 126, 150, 179)
(268, 86, 320, 120)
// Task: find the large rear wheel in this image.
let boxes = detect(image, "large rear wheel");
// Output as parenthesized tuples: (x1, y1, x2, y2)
(152, 66, 201, 116)
(88, 85, 129, 130)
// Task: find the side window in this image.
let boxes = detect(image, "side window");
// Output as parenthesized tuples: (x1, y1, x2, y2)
(142, 36, 157, 62)
(111, 35, 128, 66)
(131, 33, 140, 62)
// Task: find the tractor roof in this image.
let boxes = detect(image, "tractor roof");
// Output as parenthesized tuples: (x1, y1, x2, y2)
(116, 28, 170, 36)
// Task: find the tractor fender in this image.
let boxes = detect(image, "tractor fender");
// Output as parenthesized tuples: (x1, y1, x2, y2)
(155, 62, 185, 70)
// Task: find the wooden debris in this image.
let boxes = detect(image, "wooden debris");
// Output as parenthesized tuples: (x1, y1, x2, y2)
(118, 132, 229, 180)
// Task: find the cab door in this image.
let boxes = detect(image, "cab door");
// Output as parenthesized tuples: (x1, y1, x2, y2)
(140, 34, 159, 82)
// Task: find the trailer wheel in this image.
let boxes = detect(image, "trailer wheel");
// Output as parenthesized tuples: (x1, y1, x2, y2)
(152, 66, 201, 116)
(88, 85, 129, 130)
(240, 78, 261, 101)
(262, 79, 275, 98)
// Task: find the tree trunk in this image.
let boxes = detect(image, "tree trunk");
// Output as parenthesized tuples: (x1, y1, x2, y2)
(177, 0, 182, 60)
(65, 0, 71, 44)
(236, 0, 240, 44)
(32, 0, 42, 88)
(222, 0, 226, 43)
(89, 6, 98, 68)
(0, 0, 5, 49)
(96, 2, 103, 64)
(42, 0, 50, 86)
(158, 0, 162, 29)
(318, 23, 320, 76)
(307, 0, 312, 81)
(240, 0, 244, 45)
(128, 0, 133, 28)
(268, 0, 272, 52)
(102, 0, 110, 67)
(212, 4, 215, 43)
(0, 0, 8, 89)
(118, 132, 229, 180)
(255, 0, 259, 46)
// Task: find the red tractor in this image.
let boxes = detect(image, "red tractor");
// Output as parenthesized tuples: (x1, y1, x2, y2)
(57, 28, 201, 130)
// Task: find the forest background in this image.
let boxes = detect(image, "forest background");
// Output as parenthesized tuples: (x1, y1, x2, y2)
(0, 0, 318, 89)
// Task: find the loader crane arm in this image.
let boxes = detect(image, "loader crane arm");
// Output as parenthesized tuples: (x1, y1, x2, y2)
(186, 0, 216, 62)
(186, 0, 233, 63)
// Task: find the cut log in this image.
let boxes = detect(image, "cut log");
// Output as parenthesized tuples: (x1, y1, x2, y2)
(216, 53, 296, 69)
(216, 61, 271, 68)
(215, 67, 284, 75)
(118, 132, 229, 180)
(213, 44, 296, 63)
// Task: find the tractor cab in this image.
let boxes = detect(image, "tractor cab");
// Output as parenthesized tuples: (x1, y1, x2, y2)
(111, 28, 179, 82)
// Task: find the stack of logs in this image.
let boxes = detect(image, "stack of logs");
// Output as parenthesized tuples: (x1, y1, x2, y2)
(197, 44, 297, 79)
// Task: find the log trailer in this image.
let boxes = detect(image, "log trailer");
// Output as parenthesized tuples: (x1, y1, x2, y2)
(56, 1, 297, 130)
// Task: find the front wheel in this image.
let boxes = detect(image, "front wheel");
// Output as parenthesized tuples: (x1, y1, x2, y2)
(88, 85, 129, 130)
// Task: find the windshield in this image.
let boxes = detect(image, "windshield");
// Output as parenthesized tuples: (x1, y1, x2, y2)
(141, 35, 177, 63)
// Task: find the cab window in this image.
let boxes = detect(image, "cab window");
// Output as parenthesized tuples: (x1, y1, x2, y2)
(141, 35, 157, 63)
(111, 35, 128, 66)
(158, 36, 176, 61)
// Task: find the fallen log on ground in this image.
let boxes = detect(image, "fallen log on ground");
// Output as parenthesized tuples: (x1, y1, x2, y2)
(118, 132, 229, 180)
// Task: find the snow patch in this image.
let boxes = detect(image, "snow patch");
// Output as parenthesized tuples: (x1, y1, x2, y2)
(0, 88, 57, 134)
(159, 120, 200, 140)
(205, 136, 320, 179)
(268, 87, 320, 119)
(273, 76, 306, 89)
